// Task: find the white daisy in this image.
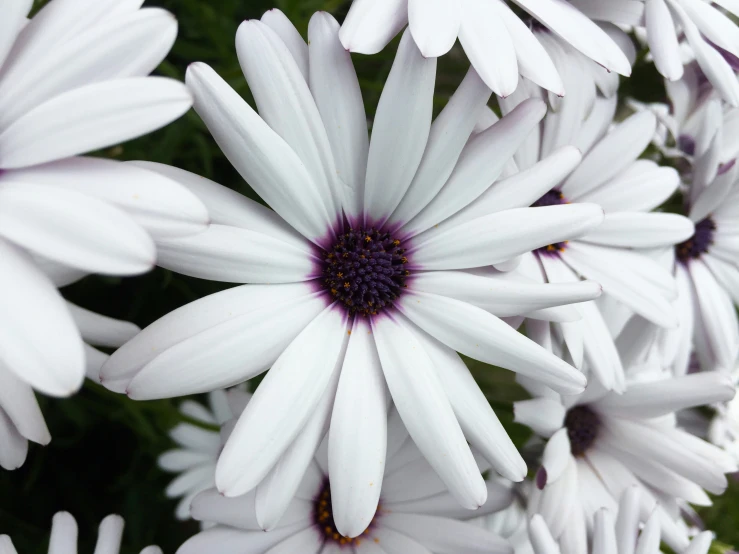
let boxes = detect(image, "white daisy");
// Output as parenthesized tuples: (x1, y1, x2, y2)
(582, 0, 739, 106)
(0, 512, 161, 554)
(338, 0, 632, 97)
(527, 486, 714, 554)
(489, 64, 693, 391)
(101, 10, 606, 536)
(0, 0, 209, 467)
(515, 319, 736, 552)
(159, 388, 251, 523)
(177, 407, 515, 554)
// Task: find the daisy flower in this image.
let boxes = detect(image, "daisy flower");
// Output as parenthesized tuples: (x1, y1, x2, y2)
(177, 407, 515, 554)
(158, 388, 251, 523)
(0, 0, 209, 466)
(515, 318, 736, 552)
(101, 10, 606, 536)
(490, 65, 692, 390)
(527, 486, 714, 554)
(338, 0, 632, 98)
(0, 512, 161, 554)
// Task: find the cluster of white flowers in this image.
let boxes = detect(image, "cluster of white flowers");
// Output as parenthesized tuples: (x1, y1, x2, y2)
(1, 0, 739, 552)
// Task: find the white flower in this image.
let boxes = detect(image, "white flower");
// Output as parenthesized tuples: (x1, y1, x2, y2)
(101, 10, 607, 537)
(0, 0, 210, 468)
(0, 512, 161, 554)
(338, 0, 632, 97)
(515, 318, 736, 552)
(492, 65, 693, 391)
(527, 486, 714, 554)
(158, 389, 251, 523)
(177, 407, 515, 554)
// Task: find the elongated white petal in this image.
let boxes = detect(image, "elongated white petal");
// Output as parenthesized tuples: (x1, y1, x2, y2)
(514, 398, 565, 438)
(236, 20, 340, 217)
(6, 158, 209, 239)
(0, 361, 50, 444)
(398, 291, 586, 394)
(0, 78, 191, 169)
(185, 63, 335, 245)
(48, 512, 78, 553)
(645, 0, 683, 81)
(0, 183, 155, 275)
(261, 9, 308, 80)
(0, 407, 28, 470)
(408, 0, 461, 57)
(329, 318, 388, 538)
(373, 313, 488, 510)
(176, 524, 309, 554)
(308, 12, 369, 224)
(216, 306, 347, 497)
(364, 29, 436, 226)
(684, 532, 714, 554)
(339, 0, 409, 55)
(67, 303, 138, 348)
(0, 240, 84, 397)
(102, 283, 322, 393)
(405, 98, 547, 235)
(529, 514, 561, 554)
(411, 204, 604, 270)
(580, 213, 695, 248)
(0, 0, 31, 69)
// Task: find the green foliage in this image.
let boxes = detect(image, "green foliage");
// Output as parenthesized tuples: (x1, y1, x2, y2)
(3, 0, 738, 551)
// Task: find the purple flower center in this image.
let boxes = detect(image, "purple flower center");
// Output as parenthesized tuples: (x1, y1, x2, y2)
(322, 228, 409, 316)
(565, 405, 600, 457)
(314, 482, 378, 545)
(676, 217, 716, 263)
(532, 189, 569, 255)
(677, 134, 696, 156)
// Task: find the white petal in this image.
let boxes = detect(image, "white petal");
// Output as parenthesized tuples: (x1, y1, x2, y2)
(364, 29, 436, 226)
(0, 182, 155, 275)
(0, 0, 31, 69)
(561, 111, 657, 200)
(690, 163, 738, 223)
(215, 306, 347, 497)
(0, 78, 191, 169)
(540, 428, 571, 486)
(644, 0, 683, 80)
(0, 360, 50, 444)
(155, 224, 318, 284)
(236, 20, 341, 217)
(176, 524, 310, 554)
(580, 213, 695, 248)
(49, 512, 78, 552)
(410, 271, 601, 316)
(372, 313, 488, 510)
(367, 527, 432, 554)
(459, 0, 518, 97)
(158, 450, 213, 473)
(679, 0, 739, 58)
(308, 12, 369, 224)
(0, 407, 28, 471)
(411, 204, 604, 270)
(185, 62, 336, 245)
(397, 291, 586, 394)
(684, 532, 714, 554)
(103, 283, 323, 394)
(528, 514, 561, 554)
(0, 8, 177, 130)
(389, 67, 491, 228)
(67, 303, 138, 349)
(261, 9, 308, 81)
(263, 528, 324, 554)
(405, 98, 547, 235)
(514, 0, 631, 75)
(408, 0, 461, 57)
(329, 318, 388, 538)
(339, 0, 409, 55)
(0, 240, 85, 396)
(514, 398, 565, 438)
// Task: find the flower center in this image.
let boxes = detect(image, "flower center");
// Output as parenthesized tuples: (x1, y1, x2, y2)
(314, 482, 378, 545)
(676, 217, 716, 262)
(565, 405, 600, 457)
(532, 189, 569, 255)
(322, 227, 409, 316)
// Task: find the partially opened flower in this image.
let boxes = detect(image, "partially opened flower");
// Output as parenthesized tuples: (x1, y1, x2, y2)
(338, 0, 632, 98)
(490, 66, 692, 391)
(0, 512, 161, 554)
(515, 318, 736, 552)
(0, 0, 209, 468)
(177, 408, 515, 553)
(101, 10, 607, 536)
(527, 486, 714, 554)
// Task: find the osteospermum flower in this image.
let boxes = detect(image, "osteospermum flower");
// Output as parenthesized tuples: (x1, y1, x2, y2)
(515, 318, 736, 552)
(158, 388, 251, 523)
(101, 10, 607, 536)
(177, 407, 515, 554)
(491, 67, 693, 390)
(0, 0, 209, 467)
(527, 486, 714, 554)
(0, 512, 161, 554)
(338, 0, 632, 97)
